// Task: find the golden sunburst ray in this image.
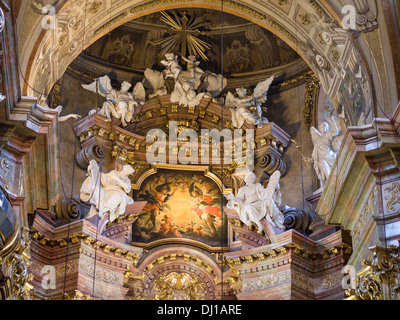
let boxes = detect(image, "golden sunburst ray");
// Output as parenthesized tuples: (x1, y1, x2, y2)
(156, 10, 211, 61)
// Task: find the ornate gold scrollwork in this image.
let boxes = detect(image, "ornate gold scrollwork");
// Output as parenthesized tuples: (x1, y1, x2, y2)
(384, 182, 400, 213)
(1, 227, 33, 300)
(304, 72, 320, 129)
(346, 244, 400, 300)
(152, 272, 207, 300)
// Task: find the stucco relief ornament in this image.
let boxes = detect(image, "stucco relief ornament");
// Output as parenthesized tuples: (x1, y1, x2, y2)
(225, 170, 285, 233)
(80, 159, 135, 223)
(82, 75, 146, 127)
(310, 115, 343, 187)
(225, 76, 274, 129)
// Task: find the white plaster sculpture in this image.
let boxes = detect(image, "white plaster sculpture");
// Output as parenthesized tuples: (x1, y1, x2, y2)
(144, 53, 226, 104)
(143, 68, 168, 98)
(225, 75, 274, 128)
(310, 115, 343, 187)
(182, 55, 204, 79)
(170, 80, 205, 108)
(202, 72, 227, 102)
(42, 104, 80, 122)
(180, 55, 227, 102)
(82, 75, 146, 127)
(179, 55, 205, 88)
(80, 160, 135, 223)
(161, 53, 182, 80)
(225, 170, 285, 233)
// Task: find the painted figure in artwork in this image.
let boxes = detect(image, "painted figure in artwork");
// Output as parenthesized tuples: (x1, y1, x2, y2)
(138, 182, 177, 231)
(189, 182, 221, 235)
(158, 214, 183, 238)
(131, 171, 227, 247)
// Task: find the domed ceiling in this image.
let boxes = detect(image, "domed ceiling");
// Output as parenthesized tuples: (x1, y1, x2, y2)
(68, 8, 310, 89)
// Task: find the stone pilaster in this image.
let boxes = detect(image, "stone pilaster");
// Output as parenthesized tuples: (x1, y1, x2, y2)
(317, 102, 400, 273)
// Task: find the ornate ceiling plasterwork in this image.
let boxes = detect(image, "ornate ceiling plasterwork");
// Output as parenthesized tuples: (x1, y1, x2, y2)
(66, 8, 302, 88)
(22, 0, 374, 126)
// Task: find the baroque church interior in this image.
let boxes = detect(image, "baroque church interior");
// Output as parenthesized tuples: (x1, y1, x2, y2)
(0, 0, 399, 302)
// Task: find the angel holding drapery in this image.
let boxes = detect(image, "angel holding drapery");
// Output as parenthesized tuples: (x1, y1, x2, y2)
(82, 75, 146, 127)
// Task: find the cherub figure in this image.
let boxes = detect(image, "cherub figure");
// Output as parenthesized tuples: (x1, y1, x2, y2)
(170, 80, 205, 108)
(181, 55, 205, 82)
(225, 76, 274, 128)
(82, 75, 145, 127)
(161, 53, 182, 80)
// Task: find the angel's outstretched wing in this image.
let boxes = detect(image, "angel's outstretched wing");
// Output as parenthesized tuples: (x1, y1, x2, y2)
(82, 75, 113, 97)
(188, 92, 205, 108)
(132, 82, 146, 105)
(80, 160, 100, 203)
(253, 75, 274, 102)
(88, 160, 100, 182)
(264, 170, 281, 199)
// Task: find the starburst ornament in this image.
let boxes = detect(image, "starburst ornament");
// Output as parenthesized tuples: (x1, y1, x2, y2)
(155, 10, 211, 61)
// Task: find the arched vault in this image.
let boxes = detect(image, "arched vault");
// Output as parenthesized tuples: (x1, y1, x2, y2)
(17, 0, 389, 126)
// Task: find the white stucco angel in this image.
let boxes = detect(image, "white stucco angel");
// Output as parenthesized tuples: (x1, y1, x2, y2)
(82, 75, 146, 127)
(310, 115, 343, 187)
(80, 160, 135, 223)
(225, 170, 285, 233)
(180, 55, 205, 85)
(170, 80, 205, 108)
(161, 53, 182, 80)
(225, 75, 274, 128)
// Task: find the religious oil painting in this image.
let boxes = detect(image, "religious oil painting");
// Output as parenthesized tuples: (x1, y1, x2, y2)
(132, 169, 228, 248)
